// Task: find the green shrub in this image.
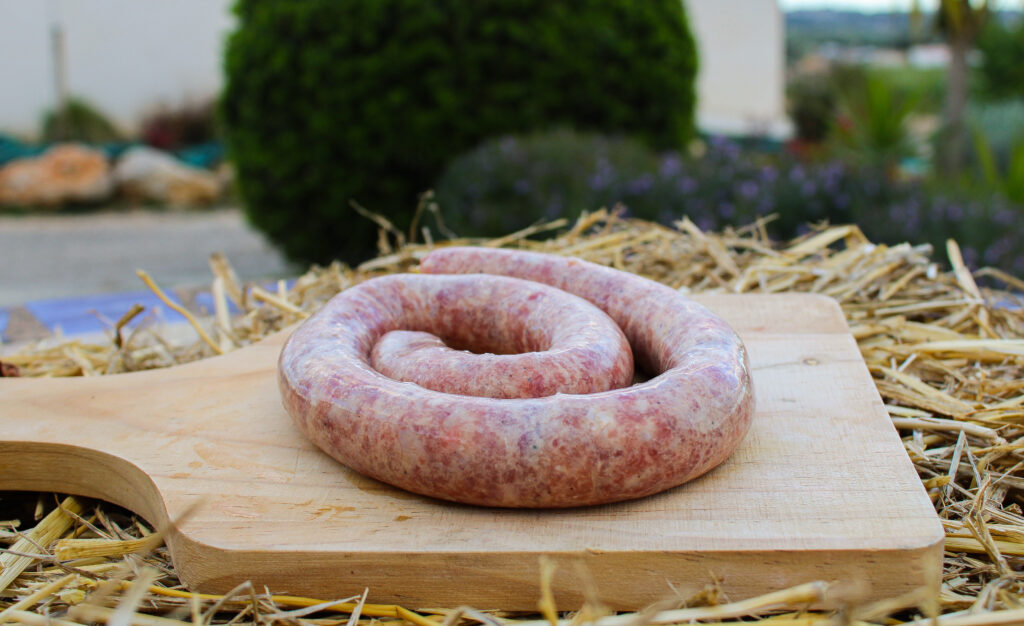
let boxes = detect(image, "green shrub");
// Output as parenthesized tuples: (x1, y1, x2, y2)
(832, 73, 919, 172)
(222, 0, 698, 264)
(435, 130, 660, 236)
(41, 97, 121, 144)
(787, 75, 837, 143)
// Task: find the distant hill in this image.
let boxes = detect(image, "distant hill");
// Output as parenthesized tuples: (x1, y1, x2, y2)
(786, 10, 925, 52)
(785, 9, 1022, 62)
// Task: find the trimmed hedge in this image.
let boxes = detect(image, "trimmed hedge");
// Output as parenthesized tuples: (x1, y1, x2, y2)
(222, 0, 698, 264)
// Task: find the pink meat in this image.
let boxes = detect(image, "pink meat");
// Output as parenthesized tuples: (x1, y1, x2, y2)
(368, 275, 634, 398)
(278, 247, 754, 508)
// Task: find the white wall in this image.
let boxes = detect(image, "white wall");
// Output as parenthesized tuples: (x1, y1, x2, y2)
(0, 0, 790, 140)
(685, 0, 792, 138)
(0, 0, 234, 138)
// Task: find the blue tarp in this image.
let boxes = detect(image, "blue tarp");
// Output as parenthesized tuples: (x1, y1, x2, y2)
(0, 134, 46, 166)
(176, 142, 224, 170)
(0, 134, 223, 168)
(22, 290, 190, 336)
(2, 278, 291, 341)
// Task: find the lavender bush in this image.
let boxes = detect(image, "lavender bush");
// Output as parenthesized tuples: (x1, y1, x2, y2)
(433, 131, 1024, 273)
(433, 130, 659, 235)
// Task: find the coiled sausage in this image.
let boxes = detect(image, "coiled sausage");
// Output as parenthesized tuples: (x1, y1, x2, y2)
(279, 247, 753, 507)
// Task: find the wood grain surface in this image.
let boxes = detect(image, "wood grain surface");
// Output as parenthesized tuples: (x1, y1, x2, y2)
(0, 293, 943, 609)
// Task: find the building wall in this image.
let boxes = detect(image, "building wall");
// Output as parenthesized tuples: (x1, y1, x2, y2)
(0, 0, 234, 138)
(685, 0, 791, 138)
(0, 0, 789, 140)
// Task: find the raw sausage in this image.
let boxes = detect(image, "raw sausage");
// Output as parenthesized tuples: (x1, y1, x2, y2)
(367, 275, 634, 398)
(279, 247, 754, 507)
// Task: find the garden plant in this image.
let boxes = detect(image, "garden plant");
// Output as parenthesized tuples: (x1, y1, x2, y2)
(222, 0, 698, 264)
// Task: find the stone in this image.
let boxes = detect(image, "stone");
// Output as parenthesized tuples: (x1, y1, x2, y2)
(0, 144, 113, 208)
(113, 146, 221, 208)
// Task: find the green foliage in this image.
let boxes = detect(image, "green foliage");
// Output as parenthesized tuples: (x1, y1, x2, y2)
(867, 66, 946, 114)
(832, 73, 918, 171)
(788, 75, 836, 143)
(973, 126, 1024, 206)
(976, 18, 1024, 100)
(41, 98, 121, 144)
(222, 0, 698, 264)
(966, 100, 1024, 171)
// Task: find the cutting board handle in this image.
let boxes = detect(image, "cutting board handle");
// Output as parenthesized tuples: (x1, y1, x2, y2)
(0, 439, 165, 526)
(0, 327, 295, 529)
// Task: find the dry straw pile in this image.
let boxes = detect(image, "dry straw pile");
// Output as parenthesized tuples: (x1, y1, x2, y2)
(3, 209, 1024, 625)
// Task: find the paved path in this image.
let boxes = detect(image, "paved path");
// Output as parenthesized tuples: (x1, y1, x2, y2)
(0, 208, 296, 342)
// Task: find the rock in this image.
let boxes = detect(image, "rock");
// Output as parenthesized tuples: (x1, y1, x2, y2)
(113, 146, 221, 208)
(0, 144, 113, 208)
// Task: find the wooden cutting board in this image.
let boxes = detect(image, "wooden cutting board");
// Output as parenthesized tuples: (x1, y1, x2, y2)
(0, 293, 942, 609)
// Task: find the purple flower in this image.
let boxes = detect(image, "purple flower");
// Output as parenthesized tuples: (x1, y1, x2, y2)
(499, 137, 518, 155)
(659, 154, 683, 178)
(588, 157, 614, 191)
(962, 246, 979, 268)
(944, 203, 964, 221)
(627, 174, 654, 195)
(708, 135, 741, 161)
(994, 208, 1016, 226)
(739, 180, 759, 200)
(821, 163, 843, 194)
(677, 177, 697, 194)
(984, 237, 1012, 265)
(544, 195, 564, 219)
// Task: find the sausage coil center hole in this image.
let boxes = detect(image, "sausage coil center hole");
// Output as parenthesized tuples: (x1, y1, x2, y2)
(368, 274, 635, 399)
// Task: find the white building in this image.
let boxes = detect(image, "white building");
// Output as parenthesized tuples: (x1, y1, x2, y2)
(0, 0, 790, 140)
(685, 0, 791, 139)
(0, 0, 235, 138)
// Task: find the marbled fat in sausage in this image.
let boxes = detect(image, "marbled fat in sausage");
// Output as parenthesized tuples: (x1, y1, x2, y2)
(278, 248, 754, 507)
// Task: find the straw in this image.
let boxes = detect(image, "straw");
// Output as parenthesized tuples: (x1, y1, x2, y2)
(4, 210, 1024, 624)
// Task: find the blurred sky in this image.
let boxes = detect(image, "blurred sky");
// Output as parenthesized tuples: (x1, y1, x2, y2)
(778, 0, 937, 11)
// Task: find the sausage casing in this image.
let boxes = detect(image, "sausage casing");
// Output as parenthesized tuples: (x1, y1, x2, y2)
(279, 248, 754, 507)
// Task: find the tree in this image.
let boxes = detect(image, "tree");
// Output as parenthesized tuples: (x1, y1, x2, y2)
(935, 0, 989, 175)
(976, 16, 1024, 101)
